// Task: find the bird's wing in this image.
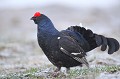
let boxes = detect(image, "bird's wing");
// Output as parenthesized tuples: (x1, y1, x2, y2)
(58, 35, 89, 67)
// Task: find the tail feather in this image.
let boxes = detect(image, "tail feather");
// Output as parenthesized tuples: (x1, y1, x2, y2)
(107, 38, 116, 54)
(107, 38, 119, 54)
(67, 26, 120, 54)
(100, 35, 107, 51)
(113, 38, 120, 52)
(94, 34, 102, 47)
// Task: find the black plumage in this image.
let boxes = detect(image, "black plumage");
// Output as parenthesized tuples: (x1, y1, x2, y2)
(31, 12, 120, 72)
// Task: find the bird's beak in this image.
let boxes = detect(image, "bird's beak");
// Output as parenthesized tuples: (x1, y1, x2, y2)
(30, 17, 34, 20)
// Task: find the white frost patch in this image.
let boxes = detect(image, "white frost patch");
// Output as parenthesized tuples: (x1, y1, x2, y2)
(57, 37, 60, 39)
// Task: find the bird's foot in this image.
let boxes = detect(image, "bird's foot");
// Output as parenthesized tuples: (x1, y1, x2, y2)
(54, 67, 60, 72)
(52, 67, 70, 77)
(52, 71, 60, 77)
(51, 67, 61, 77)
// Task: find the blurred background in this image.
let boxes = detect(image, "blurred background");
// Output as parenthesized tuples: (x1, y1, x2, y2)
(0, 0, 120, 78)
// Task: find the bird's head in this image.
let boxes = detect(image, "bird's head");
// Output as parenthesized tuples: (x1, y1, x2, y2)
(31, 12, 55, 30)
(31, 12, 42, 24)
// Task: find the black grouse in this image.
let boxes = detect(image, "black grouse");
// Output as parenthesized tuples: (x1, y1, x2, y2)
(31, 12, 120, 72)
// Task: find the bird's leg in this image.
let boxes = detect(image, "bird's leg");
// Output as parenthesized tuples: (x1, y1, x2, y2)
(79, 64, 83, 67)
(54, 67, 61, 72)
(66, 67, 70, 73)
(52, 67, 61, 77)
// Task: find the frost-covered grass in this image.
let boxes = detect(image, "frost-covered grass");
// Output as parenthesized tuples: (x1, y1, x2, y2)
(0, 65, 120, 79)
(69, 65, 120, 78)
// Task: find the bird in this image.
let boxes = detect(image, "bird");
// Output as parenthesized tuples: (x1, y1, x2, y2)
(31, 12, 120, 73)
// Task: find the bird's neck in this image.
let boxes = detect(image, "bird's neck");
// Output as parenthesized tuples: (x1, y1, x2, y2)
(37, 19, 59, 36)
